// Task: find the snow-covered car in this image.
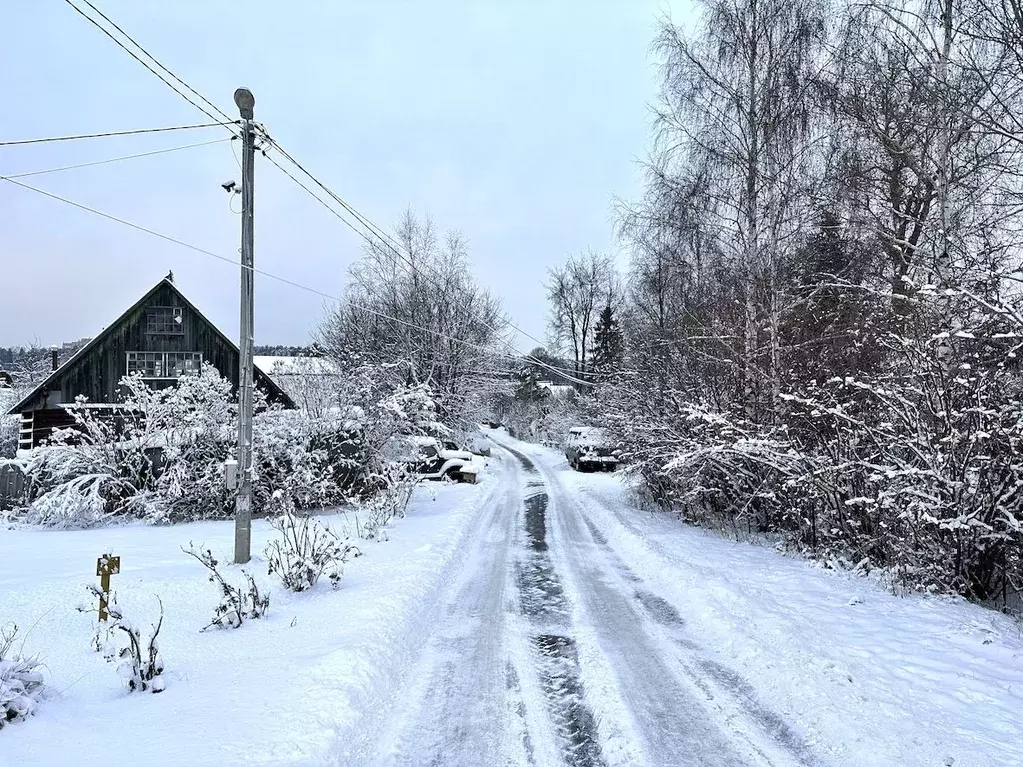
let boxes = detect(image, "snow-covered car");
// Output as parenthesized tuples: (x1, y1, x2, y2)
(407, 436, 481, 483)
(465, 432, 492, 457)
(564, 426, 617, 472)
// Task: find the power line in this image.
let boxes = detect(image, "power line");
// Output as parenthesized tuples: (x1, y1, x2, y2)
(260, 149, 382, 248)
(1, 175, 241, 266)
(263, 137, 410, 255)
(78, 0, 235, 125)
(2, 137, 232, 179)
(0, 174, 556, 376)
(0, 122, 231, 147)
(63, 0, 234, 130)
(58, 0, 587, 384)
(259, 137, 589, 380)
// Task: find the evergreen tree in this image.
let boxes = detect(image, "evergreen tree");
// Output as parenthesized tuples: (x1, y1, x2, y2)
(514, 366, 548, 403)
(590, 304, 625, 375)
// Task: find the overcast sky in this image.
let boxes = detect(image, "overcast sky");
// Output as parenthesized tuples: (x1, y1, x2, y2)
(1, 1, 689, 353)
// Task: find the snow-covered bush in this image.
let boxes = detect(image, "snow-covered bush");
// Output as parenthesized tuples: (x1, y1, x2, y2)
(595, 308, 1023, 603)
(10, 349, 451, 531)
(83, 588, 166, 693)
(17, 370, 235, 527)
(780, 332, 1023, 600)
(264, 495, 360, 591)
(183, 544, 269, 630)
(11, 368, 371, 527)
(252, 408, 365, 514)
(604, 397, 809, 533)
(354, 462, 418, 541)
(0, 623, 45, 728)
(0, 415, 17, 460)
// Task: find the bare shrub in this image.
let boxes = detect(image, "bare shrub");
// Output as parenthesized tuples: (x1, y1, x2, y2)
(264, 493, 360, 591)
(183, 544, 269, 630)
(81, 588, 166, 693)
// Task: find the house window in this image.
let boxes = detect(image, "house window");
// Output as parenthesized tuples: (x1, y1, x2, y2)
(126, 352, 202, 379)
(146, 306, 184, 335)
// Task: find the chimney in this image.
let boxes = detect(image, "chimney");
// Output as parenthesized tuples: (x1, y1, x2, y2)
(50, 346, 59, 371)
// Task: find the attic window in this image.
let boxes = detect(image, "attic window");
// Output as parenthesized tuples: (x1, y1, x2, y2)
(147, 306, 184, 335)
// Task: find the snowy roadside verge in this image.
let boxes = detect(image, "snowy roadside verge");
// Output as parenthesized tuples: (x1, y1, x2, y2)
(0, 463, 504, 767)
(507, 435, 1023, 767)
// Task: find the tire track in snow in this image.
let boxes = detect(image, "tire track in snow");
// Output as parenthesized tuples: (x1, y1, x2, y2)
(502, 440, 808, 767)
(576, 483, 819, 765)
(514, 456, 606, 767)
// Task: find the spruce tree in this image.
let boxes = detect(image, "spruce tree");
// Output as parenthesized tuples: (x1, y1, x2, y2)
(591, 304, 625, 374)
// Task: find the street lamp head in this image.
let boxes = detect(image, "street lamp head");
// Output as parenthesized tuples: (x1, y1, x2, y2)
(233, 87, 255, 119)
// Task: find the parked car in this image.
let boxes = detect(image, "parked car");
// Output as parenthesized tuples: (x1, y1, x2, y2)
(465, 432, 492, 457)
(405, 436, 481, 483)
(564, 426, 617, 472)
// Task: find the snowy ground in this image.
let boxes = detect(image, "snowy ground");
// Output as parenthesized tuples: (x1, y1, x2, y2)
(0, 471, 503, 767)
(2, 434, 1022, 766)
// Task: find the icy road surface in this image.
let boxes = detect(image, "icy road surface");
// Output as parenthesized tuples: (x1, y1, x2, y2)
(367, 441, 814, 767)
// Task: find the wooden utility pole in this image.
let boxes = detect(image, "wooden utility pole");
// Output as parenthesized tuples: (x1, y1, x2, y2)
(234, 87, 256, 564)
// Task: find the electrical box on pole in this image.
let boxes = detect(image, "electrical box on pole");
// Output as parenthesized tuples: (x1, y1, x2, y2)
(233, 87, 256, 564)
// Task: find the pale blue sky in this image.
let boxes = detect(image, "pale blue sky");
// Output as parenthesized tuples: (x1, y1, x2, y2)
(1, 1, 688, 352)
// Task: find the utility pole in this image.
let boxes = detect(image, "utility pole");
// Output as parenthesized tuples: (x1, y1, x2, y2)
(234, 87, 256, 564)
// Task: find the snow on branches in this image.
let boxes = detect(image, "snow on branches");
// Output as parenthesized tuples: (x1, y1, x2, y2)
(182, 544, 269, 631)
(0, 623, 46, 728)
(80, 588, 166, 694)
(264, 494, 361, 592)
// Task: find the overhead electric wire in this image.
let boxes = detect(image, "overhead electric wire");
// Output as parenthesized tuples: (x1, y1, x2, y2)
(260, 149, 384, 248)
(260, 137, 597, 383)
(58, 0, 593, 385)
(77, 0, 234, 125)
(256, 150, 588, 381)
(0, 175, 564, 377)
(0, 122, 231, 147)
(2, 137, 232, 179)
(63, 0, 235, 130)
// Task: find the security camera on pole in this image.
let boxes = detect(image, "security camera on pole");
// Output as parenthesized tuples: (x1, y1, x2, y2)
(233, 87, 256, 564)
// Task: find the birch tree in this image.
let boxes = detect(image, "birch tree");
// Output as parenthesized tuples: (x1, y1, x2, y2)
(319, 210, 508, 424)
(545, 251, 620, 382)
(641, 0, 827, 417)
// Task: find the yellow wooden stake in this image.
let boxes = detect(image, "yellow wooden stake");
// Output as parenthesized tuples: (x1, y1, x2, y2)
(96, 554, 120, 621)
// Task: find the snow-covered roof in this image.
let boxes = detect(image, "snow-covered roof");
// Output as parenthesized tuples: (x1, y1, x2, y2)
(538, 381, 576, 398)
(254, 356, 337, 376)
(409, 435, 441, 446)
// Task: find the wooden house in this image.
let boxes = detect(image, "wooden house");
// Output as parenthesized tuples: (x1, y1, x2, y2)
(7, 274, 294, 450)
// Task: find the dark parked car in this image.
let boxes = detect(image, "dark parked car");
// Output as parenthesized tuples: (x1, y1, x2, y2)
(564, 426, 617, 472)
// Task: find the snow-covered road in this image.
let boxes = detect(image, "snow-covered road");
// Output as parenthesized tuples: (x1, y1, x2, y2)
(372, 439, 813, 767)
(370, 434, 1023, 767)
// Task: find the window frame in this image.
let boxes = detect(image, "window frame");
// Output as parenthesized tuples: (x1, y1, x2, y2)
(126, 351, 202, 380)
(145, 306, 185, 336)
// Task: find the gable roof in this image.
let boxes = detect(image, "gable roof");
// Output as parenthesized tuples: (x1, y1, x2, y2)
(8, 276, 295, 414)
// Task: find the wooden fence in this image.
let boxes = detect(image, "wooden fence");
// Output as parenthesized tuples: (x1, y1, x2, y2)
(0, 462, 26, 511)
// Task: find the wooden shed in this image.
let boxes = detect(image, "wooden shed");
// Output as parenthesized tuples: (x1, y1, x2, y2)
(8, 274, 294, 450)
